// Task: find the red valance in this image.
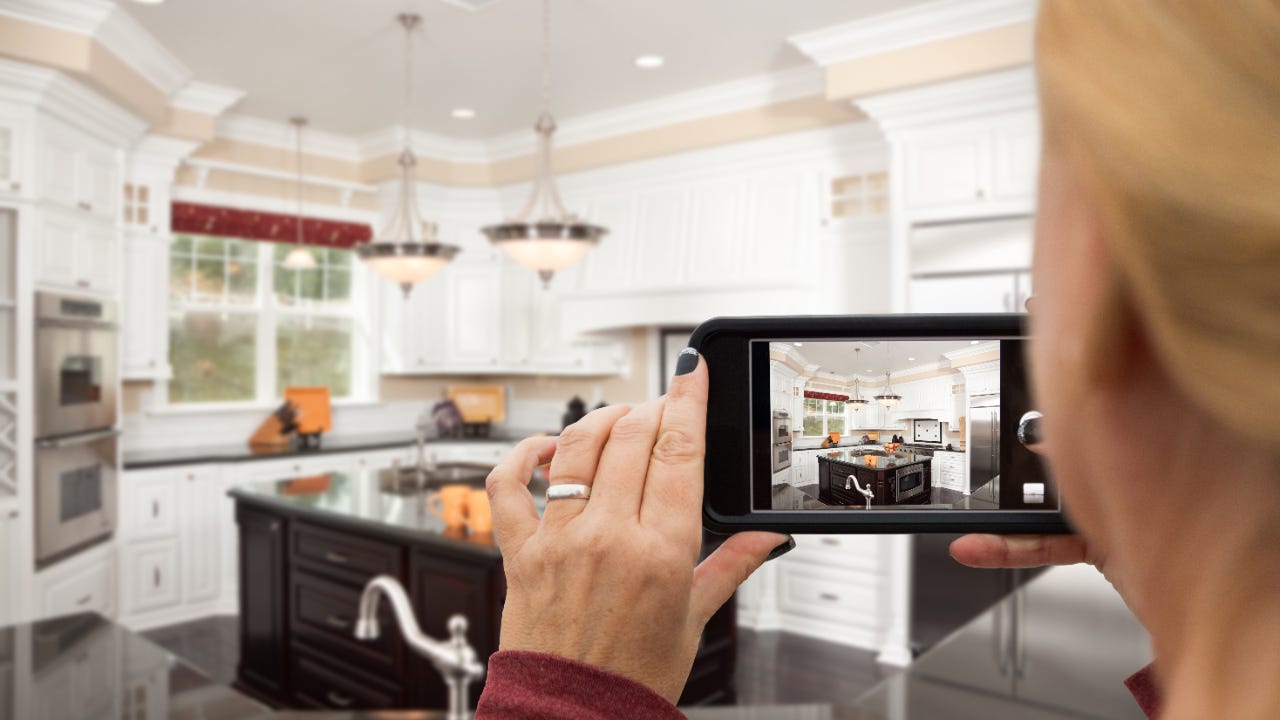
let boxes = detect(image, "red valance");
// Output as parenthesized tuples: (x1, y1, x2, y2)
(804, 391, 849, 401)
(171, 202, 372, 249)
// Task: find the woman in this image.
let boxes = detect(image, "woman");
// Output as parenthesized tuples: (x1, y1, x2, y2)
(478, 2, 1280, 718)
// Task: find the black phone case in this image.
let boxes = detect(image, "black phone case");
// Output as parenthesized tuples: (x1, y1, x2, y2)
(692, 314, 1071, 535)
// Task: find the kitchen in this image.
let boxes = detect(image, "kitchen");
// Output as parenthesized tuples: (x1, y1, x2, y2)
(0, 0, 1153, 718)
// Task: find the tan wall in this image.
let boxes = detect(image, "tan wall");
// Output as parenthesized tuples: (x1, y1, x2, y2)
(825, 22, 1033, 100)
(157, 107, 218, 142)
(172, 166, 379, 212)
(0, 15, 167, 124)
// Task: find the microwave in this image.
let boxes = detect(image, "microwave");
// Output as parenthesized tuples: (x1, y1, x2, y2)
(34, 292, 118, 440)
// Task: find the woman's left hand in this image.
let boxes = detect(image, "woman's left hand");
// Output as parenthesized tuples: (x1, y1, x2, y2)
(485, 350, 789, 702)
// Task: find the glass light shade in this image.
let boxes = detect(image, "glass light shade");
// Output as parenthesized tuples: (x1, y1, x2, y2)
(363, 254, 448, 284)
(876, 394, 901, 408)
(495, 238, 593, 273)
(849, 398, 868, 410)
(282, 246, 318, 270)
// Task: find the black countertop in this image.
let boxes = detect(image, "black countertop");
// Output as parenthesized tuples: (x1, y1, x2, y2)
(817, 450, 933, 470)
(1, 562, 1150, 719)
(227, 468, 549, 558)
(122, 432, 529, 470)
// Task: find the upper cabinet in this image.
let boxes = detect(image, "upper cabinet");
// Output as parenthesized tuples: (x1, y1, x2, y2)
(0, 108, 30, 198)
(901, 109, 1039, 220)
(34, 209, 119, 295)
(37, 117, 120, 222)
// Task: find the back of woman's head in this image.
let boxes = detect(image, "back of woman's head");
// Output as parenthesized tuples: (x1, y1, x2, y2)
(1037, 0, 1280, 447)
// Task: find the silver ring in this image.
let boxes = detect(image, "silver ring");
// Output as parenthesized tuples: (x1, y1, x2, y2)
(546, 483, 591, 501)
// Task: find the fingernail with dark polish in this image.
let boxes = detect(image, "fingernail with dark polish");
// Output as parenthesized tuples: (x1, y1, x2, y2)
(674, 347, 699, 376)
(765, 536, 796, 562)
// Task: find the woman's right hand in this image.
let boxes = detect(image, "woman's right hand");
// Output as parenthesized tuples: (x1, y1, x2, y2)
(949, 534, 1101, 570)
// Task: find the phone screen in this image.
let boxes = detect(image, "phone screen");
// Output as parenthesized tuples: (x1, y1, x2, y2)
(752, 337, 1057, 514)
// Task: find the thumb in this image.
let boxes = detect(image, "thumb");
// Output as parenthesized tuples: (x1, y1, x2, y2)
(689, 532, 790, 623)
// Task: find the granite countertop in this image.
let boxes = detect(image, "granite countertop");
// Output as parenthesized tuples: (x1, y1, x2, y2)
(817, 450, 933, 469)
(227, 467, 549, 557)
(123, 431, 531, 470)
(1, 563, 1150, 719)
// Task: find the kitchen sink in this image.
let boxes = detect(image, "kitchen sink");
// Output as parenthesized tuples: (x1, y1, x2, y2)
(379, 463, 492, 494)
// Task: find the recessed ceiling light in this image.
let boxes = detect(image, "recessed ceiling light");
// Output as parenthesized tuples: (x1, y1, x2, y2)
(451, 108, 476, 119)
(793, 342, 803, 347)
(866, 368, 873, 373)
(907, 357, 916, 361)
(132, 0, 165, 4)
(970, 340, 981, 345)
(634, 54, 665, 69)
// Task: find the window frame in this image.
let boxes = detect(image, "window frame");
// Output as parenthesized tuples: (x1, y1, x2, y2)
(161, 234, 374, 409)
(802, 397, 850, 438)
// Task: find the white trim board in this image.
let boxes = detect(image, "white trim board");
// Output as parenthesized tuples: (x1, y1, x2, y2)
(789, 0, 1037, 67)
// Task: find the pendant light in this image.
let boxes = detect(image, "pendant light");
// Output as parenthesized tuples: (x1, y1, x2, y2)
(281, 117, 318, 270)
(875, 371, 902, 408)
(357, 13, 460, 298)
(481, 0, 606, 288)
(849, 349, 868, 409)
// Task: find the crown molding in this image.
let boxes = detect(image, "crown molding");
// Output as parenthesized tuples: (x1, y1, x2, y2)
(169, 81, 245, 116)
(357, 126, 492, 165)
(856, 66, 1036, 134)
(943, 341, 1001, 362)
(483, 65, 826, 161)
(0, 0, 192, 95)
(170, 183, 378, 225)
(216, 113, 363, 163)
(788, 0, 1037, 67)
(0, 57, 147, 145)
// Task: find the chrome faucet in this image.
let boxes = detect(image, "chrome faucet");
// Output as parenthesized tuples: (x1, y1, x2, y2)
(355, 575, 486, 720)
(846, 474, 874, 506)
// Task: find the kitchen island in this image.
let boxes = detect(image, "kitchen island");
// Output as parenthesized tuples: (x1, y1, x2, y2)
(817, 450, 933, 506)
(0, 561, 1151, 719)
(228, 467, 737, 712)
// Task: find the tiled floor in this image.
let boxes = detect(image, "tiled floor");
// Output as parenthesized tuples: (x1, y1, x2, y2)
(144, 615, 887, 706)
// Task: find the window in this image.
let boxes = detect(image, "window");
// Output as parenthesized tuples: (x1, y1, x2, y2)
(168, 235, 363, 405)
(803, 398, 847, 437)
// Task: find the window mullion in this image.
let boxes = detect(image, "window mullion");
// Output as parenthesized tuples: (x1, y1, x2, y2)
(256, 242, 276, 402)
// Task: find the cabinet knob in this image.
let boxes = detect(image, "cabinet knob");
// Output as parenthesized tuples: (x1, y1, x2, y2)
(9, 182, 19, 192)
(76, 594, 92, 606)
(819, 592, 840, 602)
(76, 279, 90, 288)
(976, 189, 985, 199)
(269, 521, 280, 532)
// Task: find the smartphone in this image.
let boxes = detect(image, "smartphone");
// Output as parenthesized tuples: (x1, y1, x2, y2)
(693, 314, 1069, 534)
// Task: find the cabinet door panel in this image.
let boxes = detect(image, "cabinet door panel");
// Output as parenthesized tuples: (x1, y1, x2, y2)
(37, 213, 78, 287)
(445, 266, 500, 366)
(39, 123, 79, 208)
(909, 274, 1017, 314)
(991, 112, 1041, 204)
(123, 539, 179, 613)
(125, 474, 177, 540)
(904, 127, 988, 210)
(409, 553, 502, 709)
(179, 469, 220, 603)
(78, 225, 118, 293)
(237, 507, 288, 698)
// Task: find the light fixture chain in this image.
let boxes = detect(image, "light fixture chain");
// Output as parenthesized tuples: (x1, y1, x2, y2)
(541, 0, 551, 116)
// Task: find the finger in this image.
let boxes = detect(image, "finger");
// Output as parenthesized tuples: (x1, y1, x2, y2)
(545, 405, 632, 525)
(640, 349, 708, 541)
(950, 534, 1091, 569)
(588, 396, 666, 519)
(689, 532, 790, 623)
(486, 436, 557, 556)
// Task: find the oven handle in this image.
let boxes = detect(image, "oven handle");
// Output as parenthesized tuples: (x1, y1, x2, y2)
(35, 428, 122, 449)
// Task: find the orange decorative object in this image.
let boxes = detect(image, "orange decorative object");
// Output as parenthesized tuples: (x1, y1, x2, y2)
(866, 456, 879, 468)
(447, 385, 506, 424)
(828, 431, 841, 446)
(285, 387, 332, 435)
(249, 409, 294, 450)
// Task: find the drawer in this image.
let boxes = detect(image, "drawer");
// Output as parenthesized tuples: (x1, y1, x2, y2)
(39, 551, 115, 619)
(291, 522, 403, 583)
(777, 563, 878, 625)
(124, 475, 177, 540)
(290, 570, 402, 676)
(291, 646, 401, 710)
(789, 535, 882, 573)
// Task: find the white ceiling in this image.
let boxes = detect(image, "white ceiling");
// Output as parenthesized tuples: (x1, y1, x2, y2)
(785, 340, 993, 377)
(121, 0, 930, 138)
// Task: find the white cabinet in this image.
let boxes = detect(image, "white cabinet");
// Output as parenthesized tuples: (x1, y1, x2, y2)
(122, 539, 180, 613)
(35, 209, 119, 295)
(36, 543, 116, 619)
(123, 473, 178, 540)
(0, 109, 30, 197)
(934, 451, 967, 492)
(910, 271, 1031, 314)
(901, 110, 1039, 219)
(122, 233, 170, 379)
(0, 510, 17, 625)
(179, 466, 221, 604)
(444, 263, 502, 367)
(967, 368, 999, 396)
(38, 118, 119, 221)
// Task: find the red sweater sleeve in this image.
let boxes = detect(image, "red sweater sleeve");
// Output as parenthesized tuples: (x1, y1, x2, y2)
(475, 651, 687, 720)
(1124, 663, 1162, 719)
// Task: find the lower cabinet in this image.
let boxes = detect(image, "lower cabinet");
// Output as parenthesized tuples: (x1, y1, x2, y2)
(35, 542, 116, 619)
(233, 499, 738, 711)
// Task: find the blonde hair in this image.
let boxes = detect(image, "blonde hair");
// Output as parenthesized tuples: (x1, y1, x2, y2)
(1037, 0, 1280, 446)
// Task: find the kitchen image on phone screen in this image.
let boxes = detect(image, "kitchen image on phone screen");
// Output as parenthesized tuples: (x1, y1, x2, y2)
(758, 339, 1057, 513)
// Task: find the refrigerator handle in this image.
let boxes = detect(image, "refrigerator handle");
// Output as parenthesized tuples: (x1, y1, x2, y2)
(1013, 586, 1028, 678)
(994, 596, 1012, 676)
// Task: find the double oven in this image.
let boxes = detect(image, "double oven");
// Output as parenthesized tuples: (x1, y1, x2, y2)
(34, 292, 119, 566)
(771, 411, 792, 473)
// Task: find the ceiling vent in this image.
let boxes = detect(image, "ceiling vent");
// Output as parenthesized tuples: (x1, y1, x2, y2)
(438, 0, 502, 12)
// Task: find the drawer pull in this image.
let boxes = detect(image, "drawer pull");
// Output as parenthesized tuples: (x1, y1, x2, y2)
(819, 592, 840, 602)
(76, 594, 92, 606)
(820, 538, 840, 546)
(152, 500, 159, 518)
(154, 567, 161, 588)
(325, 551, 349, 565)
(327, 691, 354, 708)
(325, 614, 351, 629)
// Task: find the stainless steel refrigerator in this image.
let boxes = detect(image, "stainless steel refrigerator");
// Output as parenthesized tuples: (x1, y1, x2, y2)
(969, 396, 999, 497)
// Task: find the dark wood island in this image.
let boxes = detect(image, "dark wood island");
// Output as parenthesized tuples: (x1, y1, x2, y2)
(230, 468, 736, 712)
(817, 451, 933, 506)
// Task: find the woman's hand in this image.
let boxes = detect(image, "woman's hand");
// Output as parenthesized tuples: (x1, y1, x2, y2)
(485, 350, 789, 703)
(950, 534, 1101, 569)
